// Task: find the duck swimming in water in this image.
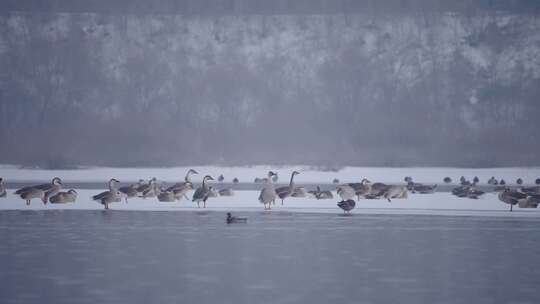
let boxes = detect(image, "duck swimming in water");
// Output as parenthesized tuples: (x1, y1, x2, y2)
(226, 212, 247, 224)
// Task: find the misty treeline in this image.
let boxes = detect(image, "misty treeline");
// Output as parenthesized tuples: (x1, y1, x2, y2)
(0, 4, 539, 168)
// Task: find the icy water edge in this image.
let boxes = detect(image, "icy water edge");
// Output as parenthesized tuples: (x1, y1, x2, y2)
(1, 210, 539, 304)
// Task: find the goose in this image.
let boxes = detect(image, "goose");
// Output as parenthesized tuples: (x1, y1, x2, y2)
(258, 171, 277, 210)
(18, 187, 46, 205)
(383, 185, 408, 202)
(347, 179, 372, 200)
(523, 194, 540, 209)
(275, 171, 300, 205)
(218, 175, 224, 182)
(157, 187, 176, 202)
(309, 186, 333, 200)
(92, 178, 121, 210)
(226, 212, 247, 224)
(369, 182, 390, 198)
(336, 184, 356, 201)
(15, 177, 62, 204)
(291, 186, 308, 198)
(467, 187, 485, 199)
(0, 178, 6, 198)
(138, 178, 158, 198)
(498, 188, 527, 211)
(49, 189, 78, 204)
(233, 178, 239, 184)
(443, 177, 452, 184)
(192, 175, 214, 208)
(408, 182, 437, 194)
(218, 188, 234, 196)
(166, 169, 198, 200)
(118, 180, 143, 203)
(520, 186, 540, 195)
(337, 199, 356, 214)
(452, 185, 470, 198)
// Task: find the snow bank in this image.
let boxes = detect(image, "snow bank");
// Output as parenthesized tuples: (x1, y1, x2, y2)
(1, 189, 539, 218)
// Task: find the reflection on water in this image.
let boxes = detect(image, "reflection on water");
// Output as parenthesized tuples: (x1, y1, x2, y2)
(1, 210, 540, 304)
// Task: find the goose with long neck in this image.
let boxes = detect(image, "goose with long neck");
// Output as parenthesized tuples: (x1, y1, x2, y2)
(275, 171, 300, 205)
(185, 169, 198, 183)
(258, 171, 277, 210)
(92, 178, 121, 210)
(15, 177, 62, 204)
(192, 175, 214, 208)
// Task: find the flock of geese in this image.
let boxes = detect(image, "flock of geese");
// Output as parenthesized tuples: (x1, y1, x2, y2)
(1, 171, 540, 213)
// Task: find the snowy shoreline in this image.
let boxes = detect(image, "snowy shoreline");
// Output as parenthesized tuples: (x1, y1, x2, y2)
(2, 190, 540, 218)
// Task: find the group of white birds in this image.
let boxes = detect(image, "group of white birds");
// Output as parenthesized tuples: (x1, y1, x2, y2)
(1, 170, 539, 213)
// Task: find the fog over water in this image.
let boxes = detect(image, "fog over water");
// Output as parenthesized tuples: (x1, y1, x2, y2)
(1, 1, 539, 168)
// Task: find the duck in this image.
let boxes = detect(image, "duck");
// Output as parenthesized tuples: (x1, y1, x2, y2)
(520, 186, 540, 195)
(516, 178, 523, 185)
(0, 178, 6, 198)
(487, 177, 498, 185)
(233, 178, 239, 184)
(337, 199, 356, 214)
(226, 212, 247, 224)
(536, 178, 540, 185)
(15, 177, 62, 205)
(49, 189, 78, 204)
(467, 187, 485, 199)
(408, 182, 437, 194)
(332, 178, 340, 184)
(192, 175, 214, 208)
(498, 188, 527, 211)
(258, 171, 277, 210)
(218, 174, 224, 182)
(443, 177, 452, 184)
(92, 178, 121, 210)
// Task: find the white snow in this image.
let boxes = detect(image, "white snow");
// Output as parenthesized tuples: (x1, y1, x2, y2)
(1, 189, 539, 218)
(1, 165, 539, 185)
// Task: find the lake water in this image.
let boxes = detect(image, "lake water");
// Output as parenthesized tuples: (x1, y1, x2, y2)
(1, 210, 539, 304)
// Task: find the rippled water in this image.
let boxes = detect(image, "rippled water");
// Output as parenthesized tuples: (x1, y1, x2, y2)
(1, 210, 539, 304)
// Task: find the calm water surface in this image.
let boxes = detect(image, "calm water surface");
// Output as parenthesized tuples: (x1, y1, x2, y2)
(1, 210, 539, 304)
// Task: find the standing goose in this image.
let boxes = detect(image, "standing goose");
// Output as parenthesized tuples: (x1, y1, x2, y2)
(192, 175, 214, 208)
(498, 188, 527, 211)
(0, 178, 6, 198)
(15, 177, 62, 204)
(92, 179, 121, 210)
(275, 171, 300, 205)
(337, 199, 356, 214)
(166, 169, 198, 200)
(258, 171, 277, 210)
(49, 190, 78, 204)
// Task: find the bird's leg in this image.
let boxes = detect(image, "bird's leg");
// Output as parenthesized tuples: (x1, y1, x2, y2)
(510, 204, 513, 212)
(197, 202, 200, 208)
(125, 197, 128, 204)
(281, 199, 284, 205)
(203, 200, 207, 208)
(26, 200, 30, 206)
(183, 194, 189, 200)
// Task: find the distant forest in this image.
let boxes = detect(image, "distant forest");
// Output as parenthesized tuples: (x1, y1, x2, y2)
(0, 1, 539, 168)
